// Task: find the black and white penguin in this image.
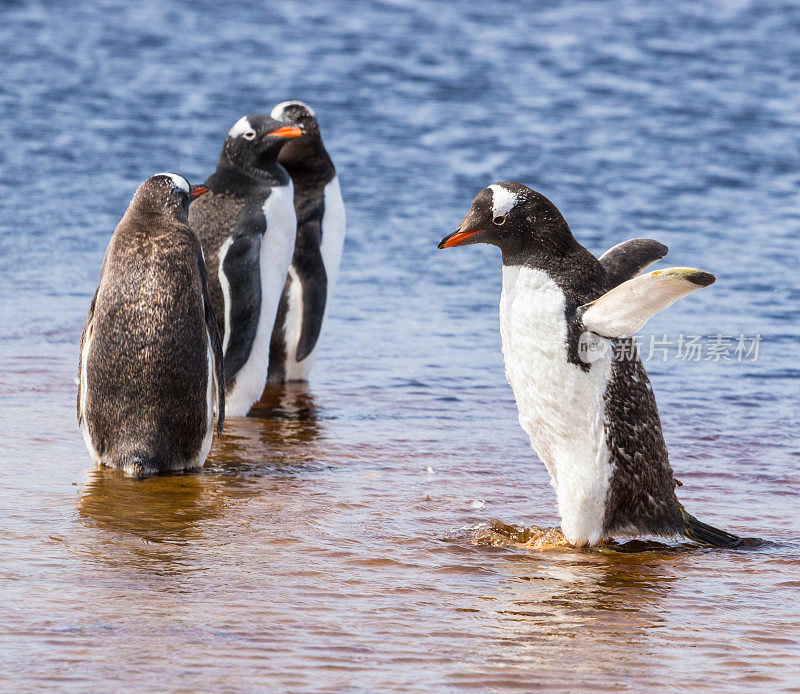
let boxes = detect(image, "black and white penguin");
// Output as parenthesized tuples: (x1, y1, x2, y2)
(189, 115, 305, 415)
(78, 173, 224, 477)
(267, 100, 346, 383)
(439, 182, 740, 547)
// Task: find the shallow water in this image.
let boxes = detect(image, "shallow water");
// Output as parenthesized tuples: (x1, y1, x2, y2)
(1, 0, 800, 691)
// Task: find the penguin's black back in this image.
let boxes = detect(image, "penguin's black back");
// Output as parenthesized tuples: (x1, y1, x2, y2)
(601, 346, 684, 536)
(85, 211, 210, 471)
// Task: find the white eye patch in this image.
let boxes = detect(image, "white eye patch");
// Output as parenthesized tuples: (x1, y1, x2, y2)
(228, 116, 255, 139)
(270, 100, 314, 121)
(153, 172, 190, 194)
(489, 184, 519, 219)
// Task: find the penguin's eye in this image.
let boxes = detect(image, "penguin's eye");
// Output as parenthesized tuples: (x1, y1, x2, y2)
(493, 215, 506, 226)
(243, 131, 256, 140)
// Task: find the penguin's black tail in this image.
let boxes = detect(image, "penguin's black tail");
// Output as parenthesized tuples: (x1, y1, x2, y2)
(680, 508, 742, 548)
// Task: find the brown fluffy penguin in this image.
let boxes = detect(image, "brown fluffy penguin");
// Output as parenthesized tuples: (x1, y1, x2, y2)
(78, 173, 224, 477)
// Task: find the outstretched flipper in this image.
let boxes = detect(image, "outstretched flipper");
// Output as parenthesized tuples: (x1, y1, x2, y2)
(199, 249, 225, 435)
(599, 238, 669, 287)
(77, 288, 98, 426)
(579, 267, 715, 338)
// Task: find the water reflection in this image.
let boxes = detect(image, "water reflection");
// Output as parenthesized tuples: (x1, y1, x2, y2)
(253, 382, 321, 424)
(78, 469, 222, 542)
(208, 382, 326, 475)
(496, 550, 677, 635)
(77, 467, 231, 575)
(461, 547, 679, 689)
(77, 384, 327, 574)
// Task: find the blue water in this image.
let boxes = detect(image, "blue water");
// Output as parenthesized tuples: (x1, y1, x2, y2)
(1, 1, 799, 691)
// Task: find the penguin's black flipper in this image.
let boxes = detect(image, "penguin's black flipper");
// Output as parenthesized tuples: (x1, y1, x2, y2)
(599, 238, 669, 288)
(680, 508, 742, 548)
(77, 288, 98, 426)
(294, 244, 328, 362)
(220, 232, 263, 382)
(267, 244, 328, 383)
(198, 249, 225, 436)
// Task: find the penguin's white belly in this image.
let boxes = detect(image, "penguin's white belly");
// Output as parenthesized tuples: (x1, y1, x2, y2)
(282, 176, 346, 381)
(188, 328, 217, 468)
(279, 265, 308, 380)
(79, 322, 101, 466)
(499, 265, 613, 546)
(224, 182, 297, 416)
(320, 176, 346, 295)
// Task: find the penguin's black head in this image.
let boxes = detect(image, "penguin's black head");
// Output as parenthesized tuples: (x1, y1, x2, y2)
(221, 114, 305, 172)
(141, 173, 208, 217)
(269, 100, 335, 179)
(271, 100, 320, 136)
(438, 182, 575, 260)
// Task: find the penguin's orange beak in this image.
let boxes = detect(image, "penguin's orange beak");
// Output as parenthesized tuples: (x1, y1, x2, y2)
(268, 126, 304, 138)
(190, 185, 209, 198)
(439, 209, 485, 249)
(438, 228, 482, 249)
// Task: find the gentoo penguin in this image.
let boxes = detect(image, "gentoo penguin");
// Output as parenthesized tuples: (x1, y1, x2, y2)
(77, 173, 224, 477)
(189, 115, 304, 416)
(439, 182, 741, 547)
(267, 100, 346, 383)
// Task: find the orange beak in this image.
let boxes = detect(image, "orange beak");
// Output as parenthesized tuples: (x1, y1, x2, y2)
(268, 126, 304, 138)
(190, 184, 209, 198)
(438, 229, 482, 249)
